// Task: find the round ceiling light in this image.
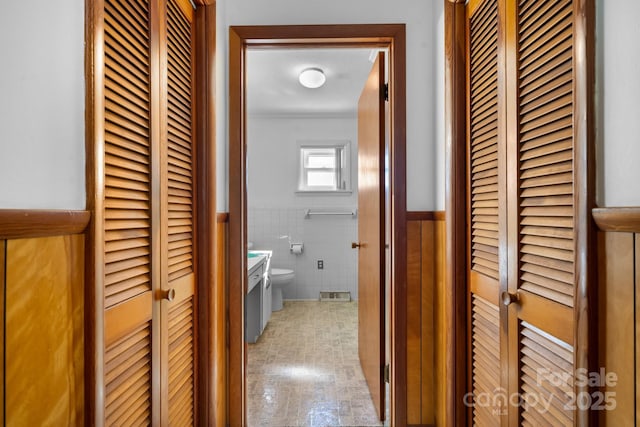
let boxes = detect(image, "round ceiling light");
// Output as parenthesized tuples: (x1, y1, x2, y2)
(298, 67, 326, 89)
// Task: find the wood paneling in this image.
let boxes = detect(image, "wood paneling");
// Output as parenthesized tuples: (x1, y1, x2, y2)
(598, 232, 638, 425)
(0, 210, 90, 239)
(407, 221, 422, 424)
(406, 214, 445, 426)
(5, 235, 84, 426)
(434, 218, 447, 427)
(420, 220, 436, 423)
(214, 215, 228, 426)
(0, 239, 4, 424)
(597, 231, 635, 425)
(636, 234, 640, 424)
(595, 212, 640, 425)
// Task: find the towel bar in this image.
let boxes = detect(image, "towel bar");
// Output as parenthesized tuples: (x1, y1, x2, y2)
(304, 209, 357, 218)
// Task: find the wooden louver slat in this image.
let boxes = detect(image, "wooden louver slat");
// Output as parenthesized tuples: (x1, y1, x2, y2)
(167, 0, 194, 282)
(518, 0, 575, 307)
(168, 296, 195, 425)
(165, 1, 197, 425)
(520, 321, 574, 426)
(471, 295, 501, 426)
(104, 0, 152, 309)
(105, 322, 152, 426)
(470, 0, 500, 281)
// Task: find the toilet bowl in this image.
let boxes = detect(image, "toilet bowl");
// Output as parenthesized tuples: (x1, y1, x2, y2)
(270, 268, 294, 311)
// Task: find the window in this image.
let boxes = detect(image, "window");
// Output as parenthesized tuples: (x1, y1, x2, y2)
(297, 141, 351, 192)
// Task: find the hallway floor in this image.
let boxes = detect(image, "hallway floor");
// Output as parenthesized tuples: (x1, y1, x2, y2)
(247, 301, 385, 427)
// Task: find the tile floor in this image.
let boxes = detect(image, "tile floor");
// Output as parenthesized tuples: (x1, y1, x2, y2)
(247, 301, 386, 427)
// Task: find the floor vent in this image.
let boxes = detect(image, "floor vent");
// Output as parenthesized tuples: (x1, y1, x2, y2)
(319, 291, 351, 302)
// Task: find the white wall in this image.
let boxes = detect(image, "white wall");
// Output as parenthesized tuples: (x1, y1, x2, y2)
(0, 0, 85, 209)
(434, 1, 446, 211)
(2, 1, 635, 212)
(247, 116, 359, 300)
(247, 116, 358, 208)
(597, 0, 640, 207)
(216, 0, 437, 211)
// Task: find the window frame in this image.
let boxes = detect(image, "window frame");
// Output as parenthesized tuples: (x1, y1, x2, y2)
(296, 140, 352, 194)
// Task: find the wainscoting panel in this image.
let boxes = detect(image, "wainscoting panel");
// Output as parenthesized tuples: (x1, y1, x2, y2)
(406, 212, 445, 426)
(214, 213, 228, 425)
(594, 207, 640, 425)
(4, 235, 85, 426)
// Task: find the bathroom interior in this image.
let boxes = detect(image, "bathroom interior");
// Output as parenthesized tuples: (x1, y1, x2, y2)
(243, 47, 389, 426)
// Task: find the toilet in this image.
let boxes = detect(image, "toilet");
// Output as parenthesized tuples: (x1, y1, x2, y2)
(270, 268, 294, 311)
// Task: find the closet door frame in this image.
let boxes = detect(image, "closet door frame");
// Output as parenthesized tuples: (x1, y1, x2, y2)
(84, 0, 218, 425)
(444, 0, 597, 424)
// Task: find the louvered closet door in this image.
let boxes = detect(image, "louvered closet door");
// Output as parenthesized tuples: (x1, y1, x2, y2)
(103, 0, 155, 424)
(467, 0, 503, 425)
(162, 0, 197, 424)
(507, 0, 576, 425)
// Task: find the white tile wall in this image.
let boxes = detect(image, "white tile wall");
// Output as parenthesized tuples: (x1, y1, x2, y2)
(248, 207, 358, 300)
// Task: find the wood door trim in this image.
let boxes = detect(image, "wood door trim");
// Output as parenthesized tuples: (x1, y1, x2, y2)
(0, 210, 90, 239)
(593, 207, 640, 233)
(573, 1, 597, 425)
(216, 212, 229, 223)
(195, 3, 217, 424)
(444, 2, 468, 425)
(85, 0, 105, 423)
(228, 23, 407, 427)
(0, 240, 5, 424)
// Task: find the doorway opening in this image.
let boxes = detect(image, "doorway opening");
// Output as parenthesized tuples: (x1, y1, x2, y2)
(244, 46, 385, 426)
(228, 24, 408, 426)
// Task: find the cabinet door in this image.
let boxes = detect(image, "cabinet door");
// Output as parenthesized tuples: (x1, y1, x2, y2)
(99, 0, 198, 424)
(508, 0, 576, 424)
(161, 0, 197, 424)
(465, 0, 584, 425)
(466, 0, 504, 424)
(102, 0, 157, 424)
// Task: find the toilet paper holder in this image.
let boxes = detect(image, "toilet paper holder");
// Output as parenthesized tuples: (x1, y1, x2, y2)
(290, 243, 304, 254)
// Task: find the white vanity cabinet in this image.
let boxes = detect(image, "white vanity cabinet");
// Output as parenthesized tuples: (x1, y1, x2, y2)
(245, 251, 272, 343)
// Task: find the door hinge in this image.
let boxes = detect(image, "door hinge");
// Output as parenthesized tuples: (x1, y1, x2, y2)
(384, 363, 390, 383)
(383, 83, 389, 102)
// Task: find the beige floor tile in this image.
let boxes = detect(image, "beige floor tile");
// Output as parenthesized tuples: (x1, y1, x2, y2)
(247, 301, 384, 427)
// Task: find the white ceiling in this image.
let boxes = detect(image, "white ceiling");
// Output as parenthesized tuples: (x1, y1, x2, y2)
(246, 48, 377, 116)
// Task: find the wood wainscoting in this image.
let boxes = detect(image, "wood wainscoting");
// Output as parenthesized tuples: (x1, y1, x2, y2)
(214, 213, 229, 426)
(406, 211, 445, 427)
(593, 207, 640, 425)
(0, 209, 89, 426)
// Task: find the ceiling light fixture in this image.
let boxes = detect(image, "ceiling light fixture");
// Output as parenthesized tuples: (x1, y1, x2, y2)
(298, 67, 326, 89)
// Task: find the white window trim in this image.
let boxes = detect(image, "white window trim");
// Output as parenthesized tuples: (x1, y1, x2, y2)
(296, 140, 352, 194)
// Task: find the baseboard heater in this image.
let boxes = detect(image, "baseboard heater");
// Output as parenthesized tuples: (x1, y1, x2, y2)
(319, 291, 351, 302)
